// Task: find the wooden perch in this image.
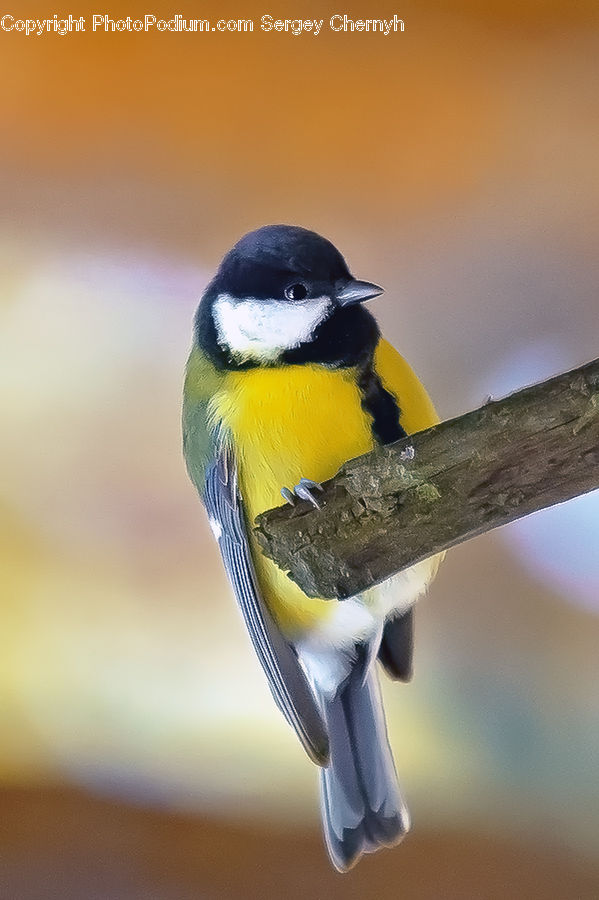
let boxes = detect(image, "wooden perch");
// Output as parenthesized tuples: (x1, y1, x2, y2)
(254, 357, 599, 599)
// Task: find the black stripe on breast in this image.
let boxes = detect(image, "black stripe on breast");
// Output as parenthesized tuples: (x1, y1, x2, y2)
(357, 357, 407, 445)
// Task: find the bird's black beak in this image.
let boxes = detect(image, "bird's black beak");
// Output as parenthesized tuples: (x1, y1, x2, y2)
(335, 279, 384, 306)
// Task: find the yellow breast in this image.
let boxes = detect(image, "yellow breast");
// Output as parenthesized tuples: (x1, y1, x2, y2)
(207, 340, 440, 636)
(210, 363, 374, 519)
(208, 362, 373, 633)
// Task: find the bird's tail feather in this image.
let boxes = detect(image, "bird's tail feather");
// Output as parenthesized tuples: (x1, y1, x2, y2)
(317, 659, 410, 872)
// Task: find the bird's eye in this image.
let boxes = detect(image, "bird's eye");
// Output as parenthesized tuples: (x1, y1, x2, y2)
(284, 283, 308, 301)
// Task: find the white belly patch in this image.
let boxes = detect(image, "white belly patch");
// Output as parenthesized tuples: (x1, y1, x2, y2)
(295, 557, 437, 695)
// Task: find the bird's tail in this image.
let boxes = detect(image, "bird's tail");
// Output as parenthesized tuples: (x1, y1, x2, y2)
(316, 657, 410, 872)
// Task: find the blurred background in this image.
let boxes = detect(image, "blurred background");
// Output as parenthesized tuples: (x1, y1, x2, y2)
(1, 0, 599, 896)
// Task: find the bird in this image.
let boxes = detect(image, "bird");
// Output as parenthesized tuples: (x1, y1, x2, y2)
(182, 224, 443, 871)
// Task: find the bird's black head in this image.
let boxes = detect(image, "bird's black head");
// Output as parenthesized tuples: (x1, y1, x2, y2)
(195, 224, 383, 369)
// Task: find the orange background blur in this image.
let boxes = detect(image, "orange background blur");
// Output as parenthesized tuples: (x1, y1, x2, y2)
(1, 1, 599, 897)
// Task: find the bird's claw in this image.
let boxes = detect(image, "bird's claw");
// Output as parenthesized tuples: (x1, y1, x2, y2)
(295, 478, 323, 509)
(281, 486, 296, 506)
(281, 477, 323, 509)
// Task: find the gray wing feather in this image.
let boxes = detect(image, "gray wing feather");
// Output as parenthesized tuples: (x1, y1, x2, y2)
(204, 446, 329, 766)
(377, 609, 414, 682)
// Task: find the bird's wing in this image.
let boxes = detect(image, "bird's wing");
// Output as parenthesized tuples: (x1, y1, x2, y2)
(183, 347, 328, 766)
(203, 443, 329, 765)
(378, 610, 414, 682)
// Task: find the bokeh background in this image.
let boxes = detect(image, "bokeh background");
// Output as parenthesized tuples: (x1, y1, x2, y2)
(2, 1, 599, 897)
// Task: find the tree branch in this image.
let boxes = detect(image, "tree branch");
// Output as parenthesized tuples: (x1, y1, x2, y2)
(254, 357, 599, 599)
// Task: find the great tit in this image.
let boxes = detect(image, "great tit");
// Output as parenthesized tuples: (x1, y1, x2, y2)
(182, 225, 442, 871)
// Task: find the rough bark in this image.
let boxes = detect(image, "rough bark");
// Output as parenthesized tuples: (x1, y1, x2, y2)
(254, 357, 599, 599)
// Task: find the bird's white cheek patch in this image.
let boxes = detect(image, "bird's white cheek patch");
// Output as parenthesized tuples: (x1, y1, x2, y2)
(212, 293, 332, 361)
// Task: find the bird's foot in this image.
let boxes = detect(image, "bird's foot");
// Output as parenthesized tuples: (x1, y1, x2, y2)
(281, 477, 324, 509)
